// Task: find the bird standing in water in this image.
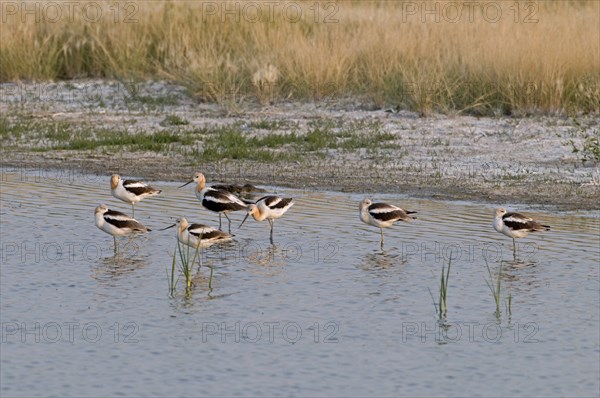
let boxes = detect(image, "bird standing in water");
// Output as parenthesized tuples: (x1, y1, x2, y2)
(94, 204, 150, 254)
(493, 208, 550, 257)
(240, 195, 294, 244)
(359, 198, 416, 249)
(110, 174, 161, 218)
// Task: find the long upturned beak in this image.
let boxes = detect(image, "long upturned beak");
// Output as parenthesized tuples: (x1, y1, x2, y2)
(159, 223, 176, 231)
(239, 213, 250, 229)
(178, 180, 194, 188)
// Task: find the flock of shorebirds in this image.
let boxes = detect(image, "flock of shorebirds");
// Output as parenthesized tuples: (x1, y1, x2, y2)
(95, 173, 551, 256)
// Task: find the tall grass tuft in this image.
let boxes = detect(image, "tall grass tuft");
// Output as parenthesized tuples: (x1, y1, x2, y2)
(168, 240, 205, 296)
(1, 1, 598, 115)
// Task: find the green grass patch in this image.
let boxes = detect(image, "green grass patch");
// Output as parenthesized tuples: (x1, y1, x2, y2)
(2, 117, 402, 162)
(197, 119, 399, 161)
(125, 94, 179, 108)
(1, 117, 194, 152)
(247, 119, 293, 130)
(563, 119, 600, 163)
(160, 114, 190, 127)
(200, 126, 297, 162)
(53, 129, 194, 151)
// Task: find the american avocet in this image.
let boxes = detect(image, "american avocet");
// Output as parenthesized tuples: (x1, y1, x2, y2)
(162, 217, 231, 288)
(111, 174, 161, 218)
(359, 198, 417, 249)
(493, 208, 551, 254)
(179, 172, 247, 233)
(162, 217, 233, 249)
(94, 204, 150, 253)
(239, 195, 294, 244)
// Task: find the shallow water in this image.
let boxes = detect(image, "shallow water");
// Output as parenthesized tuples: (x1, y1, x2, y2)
(1, 169, 599, 397)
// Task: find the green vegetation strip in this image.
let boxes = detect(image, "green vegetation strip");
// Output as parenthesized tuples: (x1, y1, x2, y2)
(1, 118, 401, 161)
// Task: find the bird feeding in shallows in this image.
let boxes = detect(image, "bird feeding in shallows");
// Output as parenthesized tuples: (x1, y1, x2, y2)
(239, 195, 295, 244)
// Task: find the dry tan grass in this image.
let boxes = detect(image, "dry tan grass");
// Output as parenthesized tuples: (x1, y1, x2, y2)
(1, 1, 598, 114)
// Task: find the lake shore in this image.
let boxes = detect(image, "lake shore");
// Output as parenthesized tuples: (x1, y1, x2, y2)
(1, 80, 599, 211)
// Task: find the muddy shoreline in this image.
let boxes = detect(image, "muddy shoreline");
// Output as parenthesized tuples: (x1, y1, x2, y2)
(3, 153, 598, 212)
(1, 80, 599, 211)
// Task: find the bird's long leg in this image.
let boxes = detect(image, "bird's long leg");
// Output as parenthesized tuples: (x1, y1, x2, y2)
(131, 204, 135, 218)
(512, 238, 517, 260)
(218, 214, 222, 229)
(224, 213, 232, 234)
(269, 219, 274, 245)
(380, 228, 385, 250)
(114, 236, 118, 256)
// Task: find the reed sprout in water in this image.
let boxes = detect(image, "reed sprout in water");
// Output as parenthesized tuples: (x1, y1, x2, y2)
(428, 254, 452, 320)
(485, 260, 504, 318)
(168, 240, 210, 296)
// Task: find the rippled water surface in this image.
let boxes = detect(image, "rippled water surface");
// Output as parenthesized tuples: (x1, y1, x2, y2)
(1, 170, 599, 397)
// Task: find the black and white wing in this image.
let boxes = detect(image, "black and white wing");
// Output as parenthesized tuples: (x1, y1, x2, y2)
(104, 209, 150, 231)
(188, 223, 231, 240)
(503, 212, 549, 231)
(123, 179, 161, 196)
(258, 195, 294, 210)
(368, 202, 415, 222)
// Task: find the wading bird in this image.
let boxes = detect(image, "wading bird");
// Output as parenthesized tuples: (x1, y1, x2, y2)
(161, 217, 232, 281)
(493, 208, 550, 256)
(179, 172, 247, 233)
(162, 217, 233, 249)
(359, 198, 416, 249)
(94, 204, 150, 254)
(239, 195, 294, 244)
(110, 174, 161, 217)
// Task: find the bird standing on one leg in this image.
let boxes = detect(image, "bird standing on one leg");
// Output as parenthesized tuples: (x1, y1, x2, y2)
(110, 174, 161, 218)
(359, 198, 416, 249)
(493, 208, 551, 258)
(179, 172, 248, 233)
(94, 204, 150, 254)
(239, 195, 294, 244)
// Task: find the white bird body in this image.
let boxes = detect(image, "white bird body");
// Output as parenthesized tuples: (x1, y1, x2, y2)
(493, 208, 550, 239)
(493, 207, 550, 257)
(180, 172, 247, 232)
(359, 198, 416, 248)
(248, 196, 294, 222)
(110, 174, 161, 216)
(359, 199, 416, 228)
(240, 195, 294, 243)
(94, 204, 150, 253)
(95, 205, 150, 236)
(196, 185, 248, 214)
(174, 217, 232, 248)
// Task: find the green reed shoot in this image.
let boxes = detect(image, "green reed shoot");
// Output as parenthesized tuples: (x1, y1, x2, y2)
(168, 245, 177, 296)
(440, 254, 451, 318)
(167, 236, 211, 295)
(428, 253, 452, 319)
(485, 260, 503, 317)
